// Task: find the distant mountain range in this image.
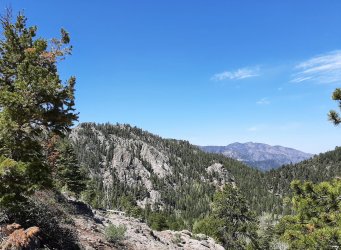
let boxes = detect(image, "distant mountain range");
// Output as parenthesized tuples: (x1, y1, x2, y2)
(199, 142, 313, 171)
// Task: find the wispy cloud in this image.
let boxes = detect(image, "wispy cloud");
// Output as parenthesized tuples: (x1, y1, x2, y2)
(256, 98, 270, 105)
(292, 50, 341, 83)
(211, 66, 260, 81)
(247, 126, 259, 132)
(247, 122, 301, 132)
(247, 124, 268, 132)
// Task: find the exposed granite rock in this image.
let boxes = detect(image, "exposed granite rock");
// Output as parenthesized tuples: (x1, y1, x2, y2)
(67, 198, 224, 250)
(92, 209, 224, 250)
(70, 124, 231, 209)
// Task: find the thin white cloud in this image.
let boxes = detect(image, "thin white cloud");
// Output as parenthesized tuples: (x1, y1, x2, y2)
(211, 67, 260, 81)
(256, 97, 270, 105)
(247, 126, 259, 132)
(246, 124, 268, 132)
(247, 122, 301, 132)
(292, 50, 341, 83)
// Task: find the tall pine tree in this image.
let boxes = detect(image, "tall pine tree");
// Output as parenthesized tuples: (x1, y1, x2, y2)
(0, 10, 78, 206)
(55, 138, 86, 197)
(211, 184, 260, 249)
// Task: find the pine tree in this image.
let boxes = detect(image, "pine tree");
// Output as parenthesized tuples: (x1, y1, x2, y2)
(276, 179, 341, 249)
(55, 138, 86, 196)
(0, 10, 78, 206)
(329, 88, 341, 125)
(211, 184, 260, 249)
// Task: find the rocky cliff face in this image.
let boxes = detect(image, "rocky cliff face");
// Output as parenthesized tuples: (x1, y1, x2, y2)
(70, 123, 234, 211)
(200, 142, 313, 171)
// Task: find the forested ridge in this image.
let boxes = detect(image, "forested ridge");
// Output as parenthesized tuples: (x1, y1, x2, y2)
(70, 122, 341, 248)
(71, 122, 278, 220)
(265, 146, 341, 197)
(72, 122, 341, 215)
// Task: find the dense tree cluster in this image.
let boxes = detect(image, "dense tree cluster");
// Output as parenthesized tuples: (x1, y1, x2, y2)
(194, 184, 260, 249)
(277, 178, 341, 249)
(265, 147, 341, 214)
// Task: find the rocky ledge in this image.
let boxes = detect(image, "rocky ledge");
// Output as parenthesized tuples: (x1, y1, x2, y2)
(71, 200, 224, 250)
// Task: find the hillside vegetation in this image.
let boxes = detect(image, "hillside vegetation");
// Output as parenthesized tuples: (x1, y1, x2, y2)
(71, 123, 279, 222)
(1, 10, 341, 250)
(265, 146, 341, 197)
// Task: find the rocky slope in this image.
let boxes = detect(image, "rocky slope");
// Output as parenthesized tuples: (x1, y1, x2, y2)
(70, 123, 275, 217)
(70, 123, 232, 211)
(87, 208, 224, 250)
(200, 142, 313, 171)
(1, 195, 224, 250)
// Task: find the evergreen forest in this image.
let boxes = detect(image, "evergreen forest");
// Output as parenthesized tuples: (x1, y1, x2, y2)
(0, 10, 341, 250)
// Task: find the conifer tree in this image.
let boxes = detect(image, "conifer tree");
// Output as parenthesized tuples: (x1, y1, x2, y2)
(277, 179, 341, 249)
(0, 10, 78, 206)
(329, 88, 341, 125)
(211, 184, 260, 249)
(55, 138, 86, 196)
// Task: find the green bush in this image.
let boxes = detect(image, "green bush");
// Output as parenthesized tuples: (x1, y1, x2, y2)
(192, 216, 219, 238)
(0, 156, 30, 207)
(167, 216, 185, 231)
(105, 224, 126, 243)
(148, 212, 169, 231)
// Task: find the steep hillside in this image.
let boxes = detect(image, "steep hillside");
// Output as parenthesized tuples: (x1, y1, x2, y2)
(70, 123, 277, 222)
(265, 146, 341, 198)
(200, 142, 313, 171)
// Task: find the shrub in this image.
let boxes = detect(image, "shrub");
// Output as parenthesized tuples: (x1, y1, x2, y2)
(105, 224, 126, 243)
(192, 216, 219, 237)
(0, 156, 30, 207)
(148, 212, 169, 231)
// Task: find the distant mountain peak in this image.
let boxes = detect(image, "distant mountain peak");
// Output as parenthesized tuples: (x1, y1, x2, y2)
(200, 142, 313, 171)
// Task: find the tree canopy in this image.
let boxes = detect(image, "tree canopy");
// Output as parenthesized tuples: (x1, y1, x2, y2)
(0, 10, 78, 207)
(193, 184, 260, 249)
(277, 178, 341, 249)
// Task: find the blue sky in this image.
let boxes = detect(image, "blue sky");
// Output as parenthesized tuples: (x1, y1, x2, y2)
(2, 1, 341, 153)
